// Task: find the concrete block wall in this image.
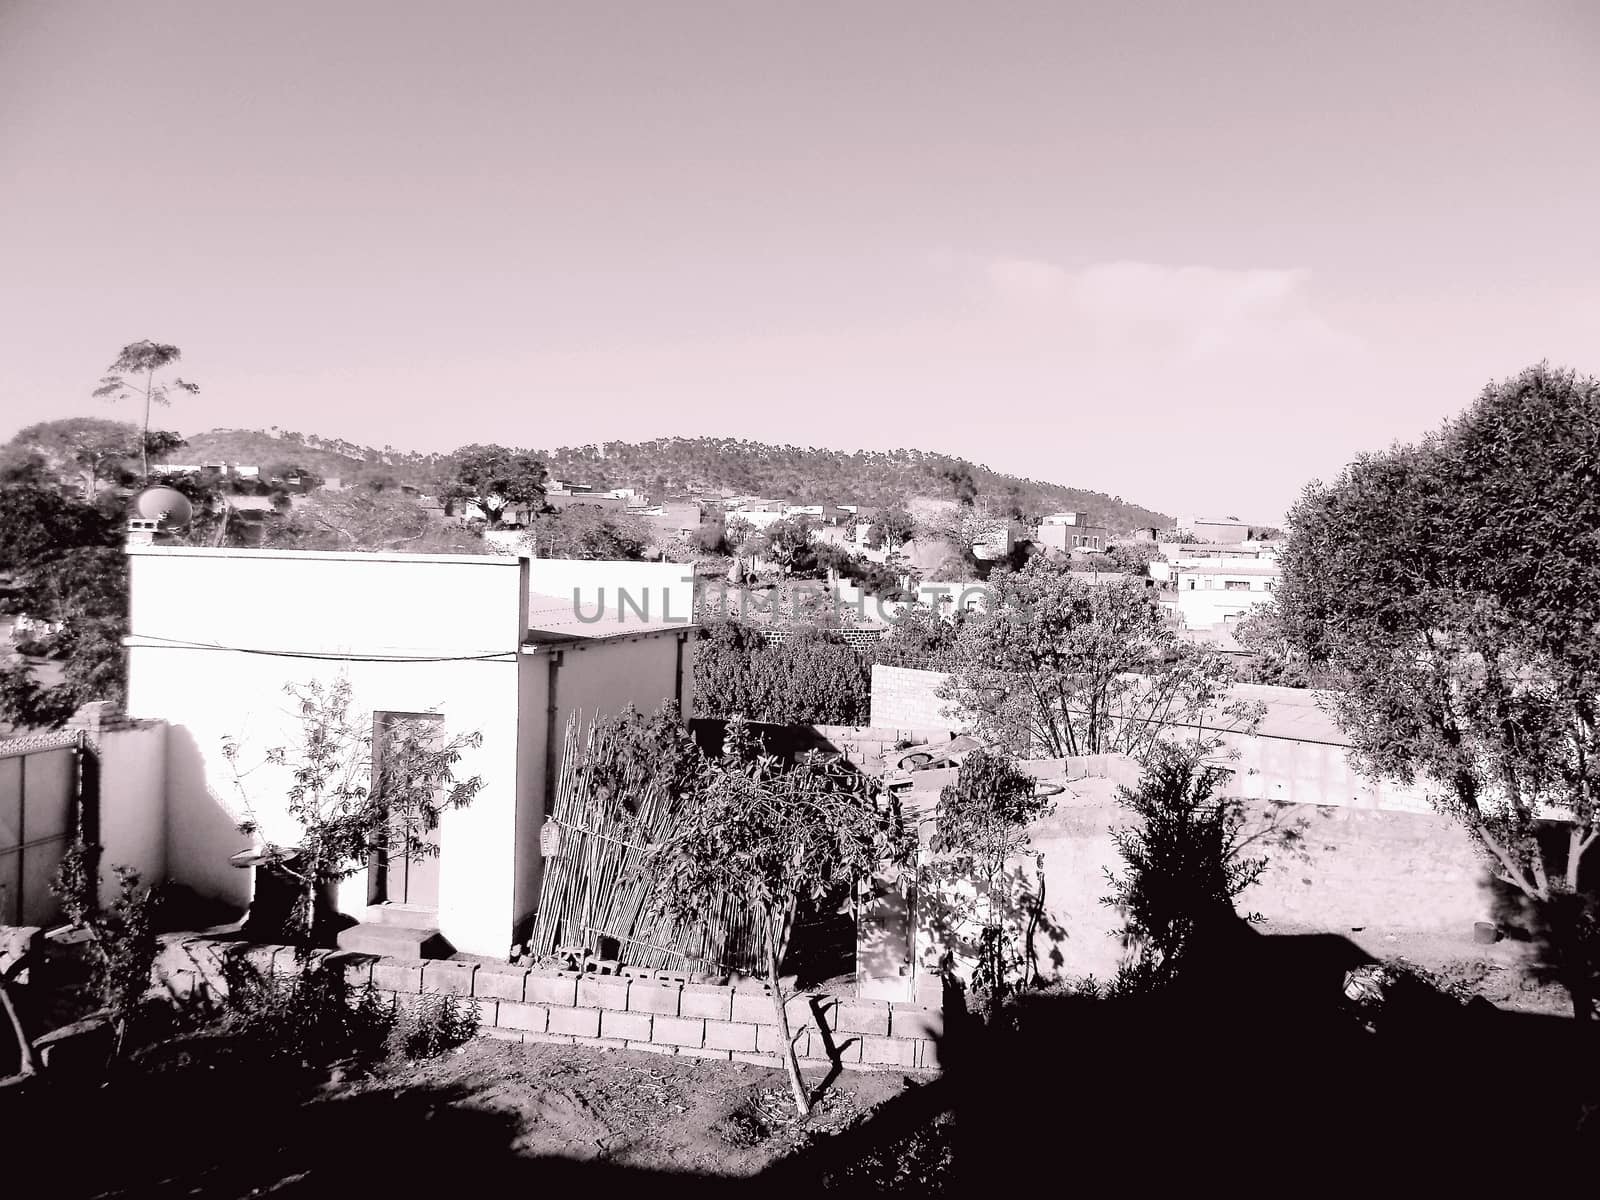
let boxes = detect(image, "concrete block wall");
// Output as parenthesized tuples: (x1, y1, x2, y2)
(869, 665, 959, 733)
(152, 936, 943, 1072)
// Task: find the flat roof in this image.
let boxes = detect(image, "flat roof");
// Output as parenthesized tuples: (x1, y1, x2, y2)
(1175, 564, 1282, 577)
(125, 545, 520, 567)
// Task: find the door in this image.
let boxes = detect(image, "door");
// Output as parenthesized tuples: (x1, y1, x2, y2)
(367, 712, 443, 912)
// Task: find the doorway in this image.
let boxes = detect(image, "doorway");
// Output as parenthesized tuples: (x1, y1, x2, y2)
(366, 711, 443, 913)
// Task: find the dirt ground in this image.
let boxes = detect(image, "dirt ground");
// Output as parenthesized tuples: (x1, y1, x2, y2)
(331, 1038, 910, 1177)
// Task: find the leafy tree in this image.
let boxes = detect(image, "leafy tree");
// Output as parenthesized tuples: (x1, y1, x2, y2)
(524, 506, 652, 560)
(928, 750, 1054, 1012)
(939, 558, 1260, 759)
(646, 717, 913, 1115)
(92, 341, 200, 481)
(1101, 540, 1161, 578)
(939, 463, 978, 507)
(763, 517, 817, 576)
(1275, 363, 1600, 1020)
(0, 485, 120, 572)
(865, 507, 916, 552)
(694, 620, 871, 725)
(872, 602, 964, 670)
(1101, 745, 1266, 995)
(439, 444, 547, 529)
(223, 675, 485, 944)
(8, 417, 140, 499)
(1231, 604, 1337, 689)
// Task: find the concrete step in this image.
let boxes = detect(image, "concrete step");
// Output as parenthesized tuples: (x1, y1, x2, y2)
(365, 903, 441, 930)
(335, 922, 453, 960)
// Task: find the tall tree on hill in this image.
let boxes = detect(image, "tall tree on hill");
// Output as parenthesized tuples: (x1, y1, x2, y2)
(439, 444, 547, 529)
(1275, 363, 1600, 1022)
(92, 341, 200, 482)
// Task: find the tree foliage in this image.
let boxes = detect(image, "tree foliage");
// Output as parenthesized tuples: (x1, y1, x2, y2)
(523, 505, 653, 560)
(7, 418, 141, 499)
(92, 341, 199, 480)
(1101, 746, 1266, 995)
(264, 489, 484, 554)
(1275, 363, 1600, 1018)
(646, 716, 913, 1114)
(438, 443, 547, 528)
(694, 619, 871, 725)
(940, 558, 1259, 759)
(866, 507, 917, 551)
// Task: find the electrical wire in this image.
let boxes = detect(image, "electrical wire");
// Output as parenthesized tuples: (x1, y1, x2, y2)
(124, 631, 518, 663)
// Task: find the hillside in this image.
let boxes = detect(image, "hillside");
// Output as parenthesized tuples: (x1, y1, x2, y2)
(165, 429, 1171, 531)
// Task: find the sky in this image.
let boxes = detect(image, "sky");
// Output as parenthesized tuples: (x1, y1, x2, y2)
(2, 1, 1597, 524)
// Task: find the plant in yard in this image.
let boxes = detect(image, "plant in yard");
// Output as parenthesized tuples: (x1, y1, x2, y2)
(1100, 744, 1266, 995)
(399, 992, 481, 1059)
(925, 750, 1055, 1014)
(217, 957, 394, 1067)
(222, 675, 485, 946)
(48, 839, 163, 1056)
(646, 716, 915, 1116)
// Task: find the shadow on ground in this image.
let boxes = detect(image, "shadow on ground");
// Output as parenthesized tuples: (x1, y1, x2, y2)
(7, 922, 1598, 1196)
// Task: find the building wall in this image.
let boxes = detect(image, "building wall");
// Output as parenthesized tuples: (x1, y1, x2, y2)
(527, 559, 695, 629)
(1188, 520, 1250, 544)
(124, 547, 531, 957)
(870, 665, 961, 733)
(1036, 522, 1109, 553)
(1174, 570, 1278, 626)
(94, 722, 169, 906)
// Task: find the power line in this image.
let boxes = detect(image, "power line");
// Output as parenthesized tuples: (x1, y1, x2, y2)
(124, 632, 518, 664)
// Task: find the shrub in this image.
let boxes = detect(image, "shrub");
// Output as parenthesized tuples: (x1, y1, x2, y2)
(217, 958, 394, 1067)
(399, 992, 480, 1059)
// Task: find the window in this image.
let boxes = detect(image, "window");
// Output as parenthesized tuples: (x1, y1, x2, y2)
(1187, 579, 1196, 590)
(1224, 580, 1251, 591)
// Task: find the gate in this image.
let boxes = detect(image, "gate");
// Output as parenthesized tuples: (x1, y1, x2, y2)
(0, 730, 87, 928)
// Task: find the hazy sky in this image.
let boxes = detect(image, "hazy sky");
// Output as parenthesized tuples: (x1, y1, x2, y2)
(3, 1, 1597, 522)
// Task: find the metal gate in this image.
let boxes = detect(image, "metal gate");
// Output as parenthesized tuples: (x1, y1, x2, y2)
(0, 730, 86, 928)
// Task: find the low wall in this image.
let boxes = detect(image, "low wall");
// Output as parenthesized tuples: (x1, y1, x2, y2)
(153, 936, 943, 1072)
(870, 665, 958, 734)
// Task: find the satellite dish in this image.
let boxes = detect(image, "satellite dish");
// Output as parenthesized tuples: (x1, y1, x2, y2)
(135, 486, 194, 529)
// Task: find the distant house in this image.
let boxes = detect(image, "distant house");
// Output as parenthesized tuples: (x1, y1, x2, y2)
(1172, 561, 1281, 628)
(1187, 516, 1251, 544)
(1036, 511, 1109, 555)
(123, 548, 698, 959)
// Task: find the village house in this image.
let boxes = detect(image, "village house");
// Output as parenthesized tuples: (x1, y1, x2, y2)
(1035, 511, 1109, 555)
(121, 546, 697, 960)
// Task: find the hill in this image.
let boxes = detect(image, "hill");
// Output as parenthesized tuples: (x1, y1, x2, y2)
(165, 429, 1171, 532)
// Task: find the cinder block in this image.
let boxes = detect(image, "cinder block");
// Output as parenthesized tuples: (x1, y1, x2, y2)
(731, 990, 777, 1024)
(890, 1004, 943, 1040)
(732, 1052, 784, 1068)
(757, 1024, 808, 1059)
(372, 958, 425, 993)
(627, 981, 681, 1015)
(525, 971, 579, 1007)
(578, 975, 630, 1011)
(626, 1040, 678, 1056)
(834, 999, 891, 1036)
(651, 1016, 705, 1048)
(861, 1036, 917, 1067)
(916, 1039, 942, 1070)
(548, 1005, 601, 1038)
(525, 1031, 575, 1045)
(471, 998, 498, 1026)
(680, 985, 734, 1021)
(679, 1046, 732, 1061)
(481, 1026, 525, 1043)
(704, 1020, 758, 1052)
(421, 960, 478, 996)
(600, 1009, 653, 1041)
(583, 1036, 626, 1050)
(473, 962, 529, 1002)
(496, 1001, 549, 1033)
(325, 951, 375, 989)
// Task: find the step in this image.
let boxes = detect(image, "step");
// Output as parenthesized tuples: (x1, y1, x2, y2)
(364, 903, 441, 930)
(335, 922, 453, 960)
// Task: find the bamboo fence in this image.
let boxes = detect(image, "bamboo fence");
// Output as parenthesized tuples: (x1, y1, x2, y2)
(529, 715, 766, 976)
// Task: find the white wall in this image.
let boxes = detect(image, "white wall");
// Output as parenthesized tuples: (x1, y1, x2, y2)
(527, 559, 695, 629)
(95, 723, 168, 906)
(124, 547, 531, 957)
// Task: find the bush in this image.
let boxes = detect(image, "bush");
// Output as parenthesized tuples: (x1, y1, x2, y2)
(399, 992, 480, 1059)
(694, 619, 871, 725)
(217, 958, 394, 1067)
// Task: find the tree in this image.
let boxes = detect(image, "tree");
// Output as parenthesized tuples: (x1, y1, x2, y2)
(8, 417, 140, 499)
(865, 508, 916, 552)
(524, 506, 652, 560)
(939, 463, 978, 507)
(1275, 363, 1600, 1020)
(939, 557, 1260, 759)
(763, 517, 817, 577)
(646, 717, 913, 1115)
(1100, 745, 1266, 995)
(92, 341, 200, 481)
(693, 620, 872, 725)
(439, 444, 546, 528)
(928, 750, 1054, 1012)
(265, 489, 484, 554)
(222, 676, 485, 943)
(0, 485, 120, 572)
(1101, 540, 1160, 578)
(1231, 604, 1337, 689)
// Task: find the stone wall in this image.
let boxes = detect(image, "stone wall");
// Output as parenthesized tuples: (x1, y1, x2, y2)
(153, 937, 943, 1072)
